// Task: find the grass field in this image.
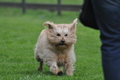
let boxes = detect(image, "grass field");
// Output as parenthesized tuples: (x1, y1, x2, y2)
(0, 7, 103, 80)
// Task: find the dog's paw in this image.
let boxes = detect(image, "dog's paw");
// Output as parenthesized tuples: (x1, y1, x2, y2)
(38, 67, 42, 71)
(57, 71, 63, 76)
(66, 72, 73, 76)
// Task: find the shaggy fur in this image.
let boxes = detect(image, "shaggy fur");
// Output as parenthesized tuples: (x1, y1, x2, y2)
(34, 18, 78, 76)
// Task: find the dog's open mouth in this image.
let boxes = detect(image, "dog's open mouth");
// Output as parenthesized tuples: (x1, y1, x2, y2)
(55, 43, 67, 47)
(58, 43, 66, 46)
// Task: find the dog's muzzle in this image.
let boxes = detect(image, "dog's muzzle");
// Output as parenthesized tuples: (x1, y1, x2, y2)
(59, 40, 66, 46)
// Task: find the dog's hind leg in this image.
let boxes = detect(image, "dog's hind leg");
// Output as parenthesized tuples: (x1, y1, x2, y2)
(38, 60, 43, 71)
(35, 55, 43, 71)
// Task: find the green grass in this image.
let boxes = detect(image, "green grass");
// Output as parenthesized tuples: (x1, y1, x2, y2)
(0, 7, 103, 80)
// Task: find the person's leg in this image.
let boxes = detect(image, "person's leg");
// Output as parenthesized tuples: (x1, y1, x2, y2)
(91, 0, 120, 80)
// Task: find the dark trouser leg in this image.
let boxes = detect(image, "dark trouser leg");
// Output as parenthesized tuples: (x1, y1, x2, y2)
(91, 0, 120, 80)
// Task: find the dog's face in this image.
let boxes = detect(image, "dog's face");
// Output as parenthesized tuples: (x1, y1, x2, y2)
(43, 19, 77, 49)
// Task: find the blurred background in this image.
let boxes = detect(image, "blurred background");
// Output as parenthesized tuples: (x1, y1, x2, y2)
(0, 0, 83, 15)
(0, 0, 83, 4)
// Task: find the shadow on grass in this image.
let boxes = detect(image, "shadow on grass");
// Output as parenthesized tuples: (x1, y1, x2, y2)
(16, 70, 54, 76)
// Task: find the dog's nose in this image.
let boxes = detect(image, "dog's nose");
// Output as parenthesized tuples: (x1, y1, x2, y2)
(61, 40, 65, 43)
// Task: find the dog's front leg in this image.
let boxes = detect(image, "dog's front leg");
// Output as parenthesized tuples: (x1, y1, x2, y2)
(50, 62, 63, 76)
(65, 63, 74, 76)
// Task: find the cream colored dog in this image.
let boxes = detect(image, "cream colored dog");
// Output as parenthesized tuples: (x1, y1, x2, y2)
(34, 18, 77, 76)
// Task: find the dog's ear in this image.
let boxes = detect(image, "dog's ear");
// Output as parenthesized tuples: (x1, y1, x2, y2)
(70, 18, 78, 33)
(43, 21, 55, 29)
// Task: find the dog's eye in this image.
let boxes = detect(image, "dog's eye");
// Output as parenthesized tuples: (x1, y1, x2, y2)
(57, 33, 61, 36)
(65, 34, 68, 36)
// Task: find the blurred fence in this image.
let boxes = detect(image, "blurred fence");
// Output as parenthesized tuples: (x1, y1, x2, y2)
(0, 0, 82, 15)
